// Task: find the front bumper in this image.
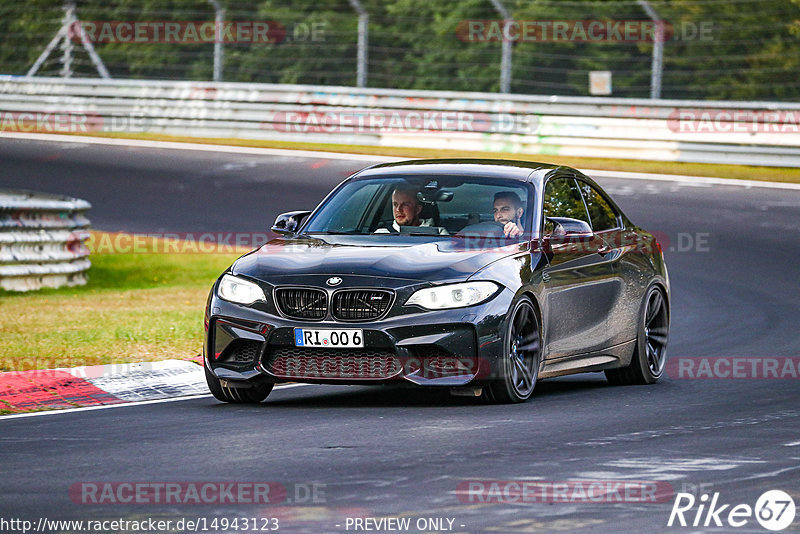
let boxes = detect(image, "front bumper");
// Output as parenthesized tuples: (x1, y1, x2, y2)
(204, 280, 512, 388)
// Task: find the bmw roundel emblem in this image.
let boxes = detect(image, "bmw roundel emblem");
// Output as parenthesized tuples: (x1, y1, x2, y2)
(326, 277, 342, 286)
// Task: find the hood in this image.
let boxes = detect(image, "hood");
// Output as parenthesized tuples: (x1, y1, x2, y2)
(231, 235, 526, 283)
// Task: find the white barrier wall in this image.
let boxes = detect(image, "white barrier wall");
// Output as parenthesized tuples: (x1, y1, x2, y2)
(1, 77, 800, 166)
(0, 190, 91, 291)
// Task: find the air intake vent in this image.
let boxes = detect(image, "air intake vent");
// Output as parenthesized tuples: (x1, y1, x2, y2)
(275, 287, 328, 320)
(220, 339, 263, 365)
(331, 290, 393, 321)
(265, 347, 401, 379)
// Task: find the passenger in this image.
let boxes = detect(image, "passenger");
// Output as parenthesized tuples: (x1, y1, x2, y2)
(493, 191, 525, 237)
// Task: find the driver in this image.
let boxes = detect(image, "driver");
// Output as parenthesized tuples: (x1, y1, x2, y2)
(493, 191, 525, 237)
(375, 185, 446, 234)
(392, 185, 423, 228)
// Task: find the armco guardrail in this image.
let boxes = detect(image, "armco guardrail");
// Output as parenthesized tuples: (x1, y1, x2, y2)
(1, 77, 800, 167)
(0, 190, 91, 292)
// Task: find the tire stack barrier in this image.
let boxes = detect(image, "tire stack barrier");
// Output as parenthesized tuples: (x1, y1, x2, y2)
(0, 190, 91, 291)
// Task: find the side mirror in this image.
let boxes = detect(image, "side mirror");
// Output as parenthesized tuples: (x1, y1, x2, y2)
(271, 210, 312, 235)
(545, 217, 593, 238)
(536, 218, 597, 256)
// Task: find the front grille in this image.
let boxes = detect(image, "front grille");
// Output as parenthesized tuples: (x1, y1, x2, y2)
(219, 339, 262, 365)
(264, 346, 402, 379)
(275, 288, 327, 320)
(332, 289, 393, 321)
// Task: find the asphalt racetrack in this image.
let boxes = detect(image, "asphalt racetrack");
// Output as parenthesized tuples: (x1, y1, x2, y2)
(1, 137, 799, 533)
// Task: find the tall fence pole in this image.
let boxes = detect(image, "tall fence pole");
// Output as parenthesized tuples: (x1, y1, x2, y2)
(59, 2, 75, 78)
(638, 0, 664, 99)
(489, 0, 512, 93)
(348, 0, 369, 87)
(208, 0, 225, 82)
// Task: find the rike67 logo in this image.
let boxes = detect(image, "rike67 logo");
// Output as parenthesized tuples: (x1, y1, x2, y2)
(668, 490, 796, 531)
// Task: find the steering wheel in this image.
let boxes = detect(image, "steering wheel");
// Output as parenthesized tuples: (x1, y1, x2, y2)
(456, 221, 507, 236)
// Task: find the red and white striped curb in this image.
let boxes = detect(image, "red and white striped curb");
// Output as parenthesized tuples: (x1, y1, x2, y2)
(0, 359, 207, 413)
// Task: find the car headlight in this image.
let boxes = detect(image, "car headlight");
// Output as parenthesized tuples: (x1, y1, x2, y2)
(405, 281, 500, 310)
(217, 274, 266, 305)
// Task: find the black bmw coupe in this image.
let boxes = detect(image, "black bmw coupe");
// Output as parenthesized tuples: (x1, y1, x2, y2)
(204, 159, 669, 404)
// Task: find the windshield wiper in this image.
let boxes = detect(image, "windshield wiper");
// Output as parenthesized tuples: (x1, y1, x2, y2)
(375, 232, 444, 237)
(301, 231, 360, 235)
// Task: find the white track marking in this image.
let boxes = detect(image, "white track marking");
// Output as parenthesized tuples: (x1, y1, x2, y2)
(0, 383, 312, 421)
(588, 168, 800, 191)
(2, 131, 799, 190)
(72, 360, 209, 401)
(0, 132, 398, 162)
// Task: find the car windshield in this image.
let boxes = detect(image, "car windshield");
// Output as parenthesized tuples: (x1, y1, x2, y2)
(301, 176, 534, 239)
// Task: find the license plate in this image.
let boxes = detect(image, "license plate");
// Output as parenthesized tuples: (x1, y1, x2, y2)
(294, 328, 364, 348)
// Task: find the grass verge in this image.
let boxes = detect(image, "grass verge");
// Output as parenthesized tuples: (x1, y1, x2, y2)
(0, 232, 243, 372)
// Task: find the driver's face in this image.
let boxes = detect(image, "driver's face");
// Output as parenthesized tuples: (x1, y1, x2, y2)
(494, 199, 522, 224)
(393, 191, 422, 226)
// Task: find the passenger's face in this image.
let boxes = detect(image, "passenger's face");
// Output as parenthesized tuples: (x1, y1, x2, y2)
(494, 199, 522, 224)
(393, 191, 422, 226)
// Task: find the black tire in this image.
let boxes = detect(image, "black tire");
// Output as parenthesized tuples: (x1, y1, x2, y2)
(483, 296, 542, 404)
(204, 365, 273, 403)
(605, 284, 669, 385)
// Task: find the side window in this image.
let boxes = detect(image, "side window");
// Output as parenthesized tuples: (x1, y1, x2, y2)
(577, 181, 619, 232)
(542, 178, 590, 235)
